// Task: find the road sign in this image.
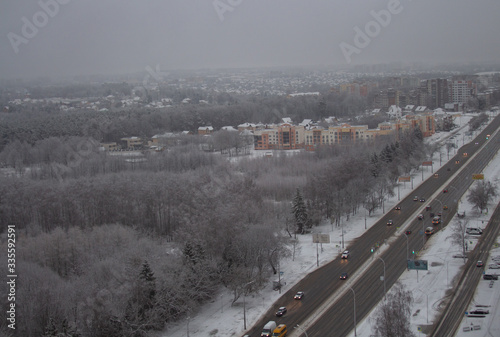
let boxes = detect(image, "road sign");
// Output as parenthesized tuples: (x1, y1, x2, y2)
(422, 161, 433, 166)
(407, 259, 428, 270)
(472, 174, 484, 180)
(398, 176, 411, 182)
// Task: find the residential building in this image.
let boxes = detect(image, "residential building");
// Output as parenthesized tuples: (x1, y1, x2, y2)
(120, 137, 143, 149)
(449, 80, 476, 104)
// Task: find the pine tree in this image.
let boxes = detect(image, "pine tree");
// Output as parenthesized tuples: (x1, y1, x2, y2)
(292, 188, 308, 234)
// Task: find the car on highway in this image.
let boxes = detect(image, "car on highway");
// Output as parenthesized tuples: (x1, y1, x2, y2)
(419, 198, 426, 202)
(394, 206, 401, 210)
(387, 219, 393, 226)
(443, 205, 448, 210)
(413, 196, 419, 201)
(417, 214, 424, 220)
(442, 189, 448, 193)
(432, 216, 441, 225)
(275, 306, 287, 317)
(425, 227, 434, 235)
(340, 272, 348, 280)
(455, 160, 460, 164)
(294, 291, 304, 300)
(476, 261, 484, 267)
(405, 230, 412, 235)
(341, 250, 350, 259)
(426, 205, 432, 211)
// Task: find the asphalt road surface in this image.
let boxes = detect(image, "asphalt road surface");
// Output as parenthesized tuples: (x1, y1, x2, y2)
(243, 114, 500, 337)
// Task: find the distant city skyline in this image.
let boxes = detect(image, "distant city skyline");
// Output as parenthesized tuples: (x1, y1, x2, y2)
(1, 0, 500, 80)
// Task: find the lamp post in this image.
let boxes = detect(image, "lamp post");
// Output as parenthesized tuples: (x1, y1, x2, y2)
(294, 324, 309, 337)
(377, 257, 386, 299)
(415, 288, 429, 324)
(404, 233, 409, 262)
(243, 280, 255, 330)
(348, 287, 357, 336)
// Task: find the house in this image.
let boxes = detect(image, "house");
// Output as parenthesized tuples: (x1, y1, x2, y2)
(120, 137, 143, 149)
(198, 126, 214, 135)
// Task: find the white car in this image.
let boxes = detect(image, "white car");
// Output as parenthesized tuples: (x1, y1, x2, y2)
(488, 264, 500, 269)
(341, 250, 350, 259)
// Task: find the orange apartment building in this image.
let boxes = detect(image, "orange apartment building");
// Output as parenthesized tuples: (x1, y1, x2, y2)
(255, 114, 435, 151)
(254, 123, 304, 150)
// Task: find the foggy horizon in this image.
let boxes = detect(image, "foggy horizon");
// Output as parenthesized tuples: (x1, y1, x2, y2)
(2, 0, 500, 80)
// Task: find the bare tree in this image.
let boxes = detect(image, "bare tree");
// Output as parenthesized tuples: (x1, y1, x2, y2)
(467, 180, 497, 214)
(447, 219, 469, 263)
(373, 282, 416, 337)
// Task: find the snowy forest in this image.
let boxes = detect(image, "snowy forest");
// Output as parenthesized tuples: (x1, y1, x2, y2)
(0, 88, 433, 336)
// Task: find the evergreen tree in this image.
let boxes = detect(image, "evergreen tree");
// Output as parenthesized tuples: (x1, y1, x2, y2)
(292, 188, 308, 234)
(370, 153, 381, 178)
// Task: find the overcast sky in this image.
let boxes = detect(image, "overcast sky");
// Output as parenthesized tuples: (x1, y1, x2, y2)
(1, 0, 500, 79)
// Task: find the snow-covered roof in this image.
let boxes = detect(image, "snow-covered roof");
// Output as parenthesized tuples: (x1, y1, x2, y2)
(221, 126, 237, 132)
(415, 106, 427, 112)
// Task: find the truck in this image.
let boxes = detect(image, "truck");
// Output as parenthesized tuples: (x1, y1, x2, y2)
(261, 321, 277, 337)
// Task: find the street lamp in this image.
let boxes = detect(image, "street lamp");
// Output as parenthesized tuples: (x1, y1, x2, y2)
(414, 288, 429, 324)
(294, 324, 309, 337)
(377, 257, 386, 299)
(404, 233, 409, 261)
(348, 287, 357, 336)
(243, 281, 255, 330)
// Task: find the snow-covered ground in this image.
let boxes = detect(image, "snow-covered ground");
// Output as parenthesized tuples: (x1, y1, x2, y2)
(163, 113, 500, 337)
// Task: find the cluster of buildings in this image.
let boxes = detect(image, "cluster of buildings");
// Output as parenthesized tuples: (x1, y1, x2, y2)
(240, 113, 435, 151)
(339, 76, 499, 111)
(100, 110, 437, 153)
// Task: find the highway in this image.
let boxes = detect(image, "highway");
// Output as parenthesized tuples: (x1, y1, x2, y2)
(243, 113, 500, 337)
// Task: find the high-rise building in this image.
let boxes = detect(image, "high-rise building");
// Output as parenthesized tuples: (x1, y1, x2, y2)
(425, 78, 448, 109)
(449, 80, 476, 104)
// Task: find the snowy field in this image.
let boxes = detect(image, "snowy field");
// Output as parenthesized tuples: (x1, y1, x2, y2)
(162, 113, 500, 337)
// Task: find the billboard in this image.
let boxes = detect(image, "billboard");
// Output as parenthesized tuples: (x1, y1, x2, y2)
(472, 174, 484, 180)
(398, 176, 411, 182)
(422, 161, 433, 166)
(312, 233, 330, 244)
(407, 259, 428, 270)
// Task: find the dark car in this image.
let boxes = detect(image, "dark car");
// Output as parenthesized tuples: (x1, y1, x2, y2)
(387, 220, 393, 226)
(394, 206, 401, 210)
(340, 272, 348, 280)
(430, 212, 435, 217)
(275, 306, 287, 317)
(426, 205, 432, 211)
(294, 291, 304, 300)
(470, 308, 489, 315)
(419, 198, 425, 202)
(483, 274, 499, 280)
(442, 189, 448, 193)
(405, 230, 412, 235)
(476, 260, 484, 267)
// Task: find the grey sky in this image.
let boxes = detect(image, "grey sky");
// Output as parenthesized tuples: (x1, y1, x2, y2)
(1, 0, 500, 79)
